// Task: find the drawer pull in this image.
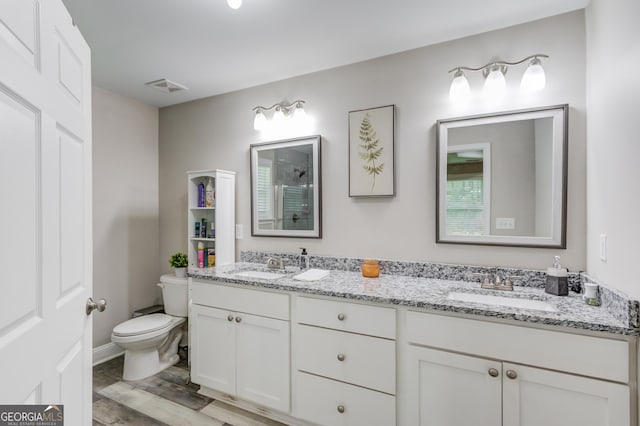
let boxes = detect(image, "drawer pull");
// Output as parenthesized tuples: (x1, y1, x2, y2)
(506, 370, 518, 380)
(235, 316, 242, 323)
(227, 315, 234, 322)
(337, 405, 345, 414)
(337, 353, 346, 362)
(337, 313, 346, 321)
(488, 368, 499, 377)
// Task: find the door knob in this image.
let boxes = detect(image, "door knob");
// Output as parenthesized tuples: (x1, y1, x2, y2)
(86, 297, 107, 315)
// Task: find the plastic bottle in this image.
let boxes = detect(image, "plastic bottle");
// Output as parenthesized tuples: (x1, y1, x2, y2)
(208, 249, 215, 267)
(205, 178, 214, 207)
(197, 242, 205, 268)
(198, 182, 205, 207)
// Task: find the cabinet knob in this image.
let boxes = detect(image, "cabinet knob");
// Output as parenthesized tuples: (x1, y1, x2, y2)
(337, 405, 345, 414)
(488, 368, 499, 377)
(235, 316, 242, 323)
(506, 370, 518, 380)
(337, 313, 346, 321)
(227, 315, 234, 322)
(337, 353, 346, 362)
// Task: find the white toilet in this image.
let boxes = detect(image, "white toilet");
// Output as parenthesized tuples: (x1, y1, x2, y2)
(111, 274, 188, 381)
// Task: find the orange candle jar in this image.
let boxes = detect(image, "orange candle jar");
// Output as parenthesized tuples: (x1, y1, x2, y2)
(362, 260, 380, 278)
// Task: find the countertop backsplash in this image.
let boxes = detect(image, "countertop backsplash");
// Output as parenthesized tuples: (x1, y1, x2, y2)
(240, 250, 638, 330)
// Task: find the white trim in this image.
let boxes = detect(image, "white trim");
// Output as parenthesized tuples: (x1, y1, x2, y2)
(92, 342, 124, 366)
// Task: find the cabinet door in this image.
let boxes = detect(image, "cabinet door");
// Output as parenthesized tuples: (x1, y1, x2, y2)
(406, 346, 502, 426)
(502, 363, 630, 426)
(190, 304, 236, 395)
(236, 312, 290, 412)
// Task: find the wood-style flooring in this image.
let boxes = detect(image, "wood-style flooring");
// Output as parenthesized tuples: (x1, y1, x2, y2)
(93, 355, 288, 426)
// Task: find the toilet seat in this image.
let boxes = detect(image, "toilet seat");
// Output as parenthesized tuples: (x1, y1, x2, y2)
(113, 313, 173, 337)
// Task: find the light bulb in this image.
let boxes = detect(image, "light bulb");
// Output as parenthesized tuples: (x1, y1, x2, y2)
(292, 103, 306, 122)
(273, 107, 286, 124)
(521, 58, 546, 92)
(253, 110, 266, 131)
(227, 0, 242, 9)
(483, 65, 506, 98)
(449, 69, 470, 103)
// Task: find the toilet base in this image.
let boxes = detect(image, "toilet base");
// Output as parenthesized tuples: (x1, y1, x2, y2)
(121, 327, 183, 381)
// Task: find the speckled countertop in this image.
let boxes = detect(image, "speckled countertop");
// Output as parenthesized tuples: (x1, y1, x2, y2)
(189, 262, 638, 336)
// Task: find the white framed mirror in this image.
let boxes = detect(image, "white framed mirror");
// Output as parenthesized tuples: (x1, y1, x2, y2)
(250, 135, 322, 238)
(436, 105, 568, 248)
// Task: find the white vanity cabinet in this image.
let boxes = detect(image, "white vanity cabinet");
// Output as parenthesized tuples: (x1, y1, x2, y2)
(293, 297, 397, 426)
(190, 280, 290, 413)
(405, 312, 632, 426)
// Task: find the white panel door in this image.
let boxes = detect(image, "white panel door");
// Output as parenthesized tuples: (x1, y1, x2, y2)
(502, 363, 630, 426)
(190, 304, 236, 395)
(0, 0, 93, 424)
(236, 312, 290, 412)
(406, 345, 502, 426)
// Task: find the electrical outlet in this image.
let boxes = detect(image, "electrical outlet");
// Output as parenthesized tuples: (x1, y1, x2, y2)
(599, 234, 607, 262)
(235, 224, 244, 239)
(496, 217, 515, 230)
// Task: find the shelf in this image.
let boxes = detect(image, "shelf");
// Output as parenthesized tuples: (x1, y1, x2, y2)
(190, 237, 216, 242)
(190, 207, 216, 210)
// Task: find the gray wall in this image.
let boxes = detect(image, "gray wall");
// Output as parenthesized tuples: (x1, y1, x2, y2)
(586, 0, 640, 299)
(92, 87, 160, 347)
(159, 11, 586, 273)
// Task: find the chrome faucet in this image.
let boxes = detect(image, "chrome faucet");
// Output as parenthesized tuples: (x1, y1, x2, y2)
(265, 257, 285, 270)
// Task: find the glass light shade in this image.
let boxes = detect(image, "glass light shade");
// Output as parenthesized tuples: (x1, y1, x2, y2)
(520, 58, 546, 92)
(273, 107, 286, 124)
(449, 70, 470, 103)
(292, 104, 306, 121)
(253, 110, 267, 130)
(227, 0, 242, 9)
(483, 67, 506, 97)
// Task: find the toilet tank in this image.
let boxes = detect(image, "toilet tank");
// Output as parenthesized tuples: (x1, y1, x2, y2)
(158, 274, 188, 317)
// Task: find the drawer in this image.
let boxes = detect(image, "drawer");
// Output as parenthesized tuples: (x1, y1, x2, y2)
(296, 324, 395, 394)
(295, 372, 395, 426)
(191, 279, 289, 320)
(296, 296, 396, 339)
(406, 311, 630, 383)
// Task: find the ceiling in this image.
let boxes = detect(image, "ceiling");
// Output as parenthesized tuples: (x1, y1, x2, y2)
(61, 0, 589, 108)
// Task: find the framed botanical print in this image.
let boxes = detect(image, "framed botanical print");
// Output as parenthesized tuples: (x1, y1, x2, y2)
(348, 105, 395, 197)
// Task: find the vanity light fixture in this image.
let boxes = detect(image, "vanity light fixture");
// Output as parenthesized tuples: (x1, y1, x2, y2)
(227, 0, 242, 9)
(252, 100, 306, 131)
(448, 54, 549, 102)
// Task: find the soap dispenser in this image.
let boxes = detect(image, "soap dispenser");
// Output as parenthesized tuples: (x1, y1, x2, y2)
(299, 248, 309, 270)
(545, 256, 568, 296)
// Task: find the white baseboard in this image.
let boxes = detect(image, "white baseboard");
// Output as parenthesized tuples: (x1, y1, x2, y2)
(93, 342, 124, 366)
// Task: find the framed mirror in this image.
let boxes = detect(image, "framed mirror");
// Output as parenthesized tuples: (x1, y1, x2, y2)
(436, 105, 568, 248)
(250, 135, 322, 238)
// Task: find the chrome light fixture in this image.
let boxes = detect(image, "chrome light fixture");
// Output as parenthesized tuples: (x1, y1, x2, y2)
(252, 100, 306, 131)
(448, 54, 548, 102)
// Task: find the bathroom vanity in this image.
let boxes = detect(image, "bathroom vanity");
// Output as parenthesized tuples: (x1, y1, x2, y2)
(188, 258, 637, 426)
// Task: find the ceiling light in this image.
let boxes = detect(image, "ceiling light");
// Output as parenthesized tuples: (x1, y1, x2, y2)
(227, 0, 242, 9)
(448, 54, 548, 101)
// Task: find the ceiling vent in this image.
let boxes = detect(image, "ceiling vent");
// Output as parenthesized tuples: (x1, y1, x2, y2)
(144, 78, 188, 93)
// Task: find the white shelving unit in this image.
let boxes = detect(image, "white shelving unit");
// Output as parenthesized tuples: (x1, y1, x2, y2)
(187, 169, 236, 269)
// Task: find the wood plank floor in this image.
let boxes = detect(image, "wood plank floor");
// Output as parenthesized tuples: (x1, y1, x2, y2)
(93, 355, 288, 426)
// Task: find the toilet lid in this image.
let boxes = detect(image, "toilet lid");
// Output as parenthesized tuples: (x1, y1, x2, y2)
(113, 314, 173, 337)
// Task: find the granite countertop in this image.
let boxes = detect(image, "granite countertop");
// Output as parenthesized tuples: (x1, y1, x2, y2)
(189, 262, 637, 336)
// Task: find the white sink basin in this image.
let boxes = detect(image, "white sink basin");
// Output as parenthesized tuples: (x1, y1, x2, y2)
(233, 270, 284, 280)
(447, 291, 557, 312)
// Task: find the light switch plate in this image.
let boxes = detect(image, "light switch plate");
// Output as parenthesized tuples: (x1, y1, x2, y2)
(496, 217, 515, 230)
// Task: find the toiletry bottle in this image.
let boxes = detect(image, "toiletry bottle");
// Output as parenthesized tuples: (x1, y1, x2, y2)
(198, 182, 205, 207)
(197, 242, 205, 268)
(195, 222, 200, 238)
(208, 249, 215, 267)
(299, 248, 309, 269)
(545, 255, 568, 296)
(203, 245, 208, 268)
(201, 218, 207, 238)
(210, 223, 215, 239)
(205, 178, 214, 207)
